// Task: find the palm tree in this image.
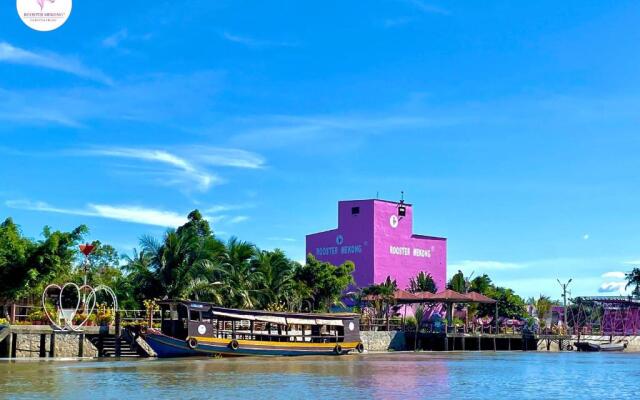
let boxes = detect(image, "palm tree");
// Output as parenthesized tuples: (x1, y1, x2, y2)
(626, 268, 640, 296)
(408, 271, 437, 294)
(252, 249, 295, 309)
(209, 237, 260, 308)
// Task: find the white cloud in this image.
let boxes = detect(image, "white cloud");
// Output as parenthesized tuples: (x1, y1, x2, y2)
(383, 17, 415, 28)
(102, 29, 128, 48)
(81, 146, 265, 192)
(598, 281, 629, 294)
(267, 237, 296, 242)
(204, 203, 254, 214)
(0, 71, 222, 127)
(190, 147, 265, 169)
(601, 271, 626, 279)
(0, 41, 112, 84)
(404, 0, 450, 15)
(5, 200, 187, 227)
(228, 216, 249, 224)
(221, 32, 297, 48)
(228, 114, 450, 149)
(88, 147, 217, 191)
(450, 260, 524, 271)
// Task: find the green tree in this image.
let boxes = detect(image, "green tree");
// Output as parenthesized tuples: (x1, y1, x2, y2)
(21, 224, 88, 299)
(360, 276, 398, 321)
(469, 274, 493, 294)
(447, 270, 467, 293)
(407, 271, 437, 294)
(294, 254, 355, 311)
(209, 237, 259, 308)
(139, 209, 225, 300)
(626, 267, 640, 296)
(251, 248, 296, 309)
(0, 218, 34, 300)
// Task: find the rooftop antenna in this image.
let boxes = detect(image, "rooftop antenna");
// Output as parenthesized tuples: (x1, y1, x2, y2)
(376, 191, 379, 199)
(398, 191, 406, 217)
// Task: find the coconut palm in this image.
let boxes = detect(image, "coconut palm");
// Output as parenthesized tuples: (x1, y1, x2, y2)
(626, 268, 640, 296)
(209, 237, 260, 308)
(251, 248, 296, 309)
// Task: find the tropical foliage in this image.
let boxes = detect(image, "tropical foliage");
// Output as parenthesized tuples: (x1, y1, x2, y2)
(407, 271, 437, 294)
(447, 270, 468, 293)
(626, 267, 640, 296)
(469, 273, 527, 319)
(360, 276, 398, 319)
(0, 211, 354, 312)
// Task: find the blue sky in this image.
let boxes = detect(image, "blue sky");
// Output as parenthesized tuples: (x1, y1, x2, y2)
(1, 0, 639, 299)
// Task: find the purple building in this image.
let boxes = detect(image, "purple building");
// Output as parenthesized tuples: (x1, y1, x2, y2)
(306, 199, 447, 292)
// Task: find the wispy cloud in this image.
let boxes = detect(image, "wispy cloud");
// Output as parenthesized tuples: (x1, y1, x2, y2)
(6, 200, 187, 227)
(102, 29, 153, 50)
(624, 260, 640, 265)
(0, 71, 222, 127)
(267, 237, 296, 242)
(204, 203, 255, 214)
(189, 147, 266, 169)
(228, 216, 249, 224)
(102, 29, 129, 48)
(383, 17, 415, 28)
(450, 260, 524, 271)
(598, 271, 630, 294)
(81, 146, 265, 192)
(87, 147, 217, 191)
(404, 0, 450, 15)
(228, 114, 450, 149)
(0, 41, 112, 84)
(602, 271, 626, 279)
(599, 271, 629, 294)
(221, 32, 298, 48)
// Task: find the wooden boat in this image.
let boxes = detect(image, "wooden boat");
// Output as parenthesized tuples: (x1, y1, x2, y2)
(141, 300, 364, 357)
(574, 341, 626, 352)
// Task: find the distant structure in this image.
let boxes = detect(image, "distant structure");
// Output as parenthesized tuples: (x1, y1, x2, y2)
(306, 199, 447, 291)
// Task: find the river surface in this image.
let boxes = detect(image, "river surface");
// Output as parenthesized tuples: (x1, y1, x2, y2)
(0, 352, 638, 399)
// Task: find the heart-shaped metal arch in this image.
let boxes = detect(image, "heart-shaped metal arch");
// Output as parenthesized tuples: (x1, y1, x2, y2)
(42, 283, 97, 331)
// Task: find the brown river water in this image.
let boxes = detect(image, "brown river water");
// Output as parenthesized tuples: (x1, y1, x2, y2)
(1, 352, 638, 399)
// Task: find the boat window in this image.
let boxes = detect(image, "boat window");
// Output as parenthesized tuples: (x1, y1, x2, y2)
(170, 304, 179, 320)
(190, 310, 201, 321)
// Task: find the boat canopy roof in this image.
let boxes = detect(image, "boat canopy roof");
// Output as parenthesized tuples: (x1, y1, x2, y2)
(158, 300, 357, 326)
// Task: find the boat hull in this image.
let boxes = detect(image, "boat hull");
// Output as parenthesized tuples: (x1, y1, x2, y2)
(143, 330, 360, 357)
(574, 341, 626, 352)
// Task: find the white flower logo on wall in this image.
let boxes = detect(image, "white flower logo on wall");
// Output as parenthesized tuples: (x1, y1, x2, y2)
(17, 0, 73, 31)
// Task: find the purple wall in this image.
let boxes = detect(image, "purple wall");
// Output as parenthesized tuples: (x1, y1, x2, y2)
(306, 199, 447, 291)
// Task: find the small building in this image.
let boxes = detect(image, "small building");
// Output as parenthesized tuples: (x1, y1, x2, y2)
(306, 199, 447, 291)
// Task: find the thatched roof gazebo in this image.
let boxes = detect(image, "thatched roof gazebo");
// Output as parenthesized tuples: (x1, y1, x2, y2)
(413, 289, 499, 331)
(465, 291, 497, 304)
(361, 289, 421, 304)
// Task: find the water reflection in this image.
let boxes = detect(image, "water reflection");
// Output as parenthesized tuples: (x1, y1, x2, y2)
(1, 353, 638, 399)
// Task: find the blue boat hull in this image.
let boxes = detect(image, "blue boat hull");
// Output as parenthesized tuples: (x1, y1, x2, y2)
(143, 331, 358, 358)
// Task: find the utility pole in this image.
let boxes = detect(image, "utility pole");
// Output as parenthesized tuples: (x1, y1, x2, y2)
(557, 278, 572, 333)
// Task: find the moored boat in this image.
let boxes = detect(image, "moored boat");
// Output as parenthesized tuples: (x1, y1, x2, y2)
(142, 300, 364, 357)
(574, 341, 627, 352)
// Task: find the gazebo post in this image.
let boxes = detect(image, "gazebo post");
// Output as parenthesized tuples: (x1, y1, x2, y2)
(495, 301, 499, 333)
(402, 305, 407, 332)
